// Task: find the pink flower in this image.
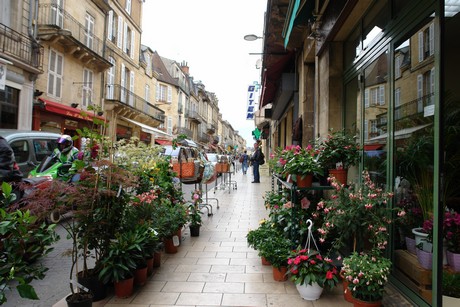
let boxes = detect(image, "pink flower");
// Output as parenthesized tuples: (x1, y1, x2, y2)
(353, 278, 359, 284)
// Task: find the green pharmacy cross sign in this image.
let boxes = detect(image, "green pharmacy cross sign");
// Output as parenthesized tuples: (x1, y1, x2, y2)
(252, 128, 261, 140)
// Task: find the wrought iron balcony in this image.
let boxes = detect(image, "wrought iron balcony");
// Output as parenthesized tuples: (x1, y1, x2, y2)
(199, 131, 209, 143)
(105, 84, 165, 125)
(177, 127, 193, 139)
(37, 3, 111, 71)
(377, 93, 434, 129)
(207, 123, 216, 134)
(185, 110, 202, 123)
(0, 23, 43, 71)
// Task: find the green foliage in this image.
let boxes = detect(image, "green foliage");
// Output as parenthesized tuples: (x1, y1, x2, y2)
(287, 248, 339, 289)
(98, 231, 139, 283)
(188, 189, 203, 226)
(1, 182, 59, 304)
(280, 145, 323, 177)
(342, 252, 392, 302)
(257, 233, 292, 269)
(316, 170, 402, 254)
(317, 129, 360, 170)
(442, 271, 460, 298)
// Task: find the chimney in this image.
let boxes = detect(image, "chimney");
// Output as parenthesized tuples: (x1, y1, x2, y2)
(180, 61, 189, 74)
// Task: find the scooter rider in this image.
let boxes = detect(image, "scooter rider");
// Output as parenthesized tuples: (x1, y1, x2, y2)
(54, 134, 79, 164)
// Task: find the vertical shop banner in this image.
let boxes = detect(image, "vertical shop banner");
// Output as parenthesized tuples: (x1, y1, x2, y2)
(0, 63, 6, 90)
(246, 85, 257, 120)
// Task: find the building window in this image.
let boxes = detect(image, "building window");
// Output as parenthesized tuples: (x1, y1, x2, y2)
(84, 12, 94, 49)
(144, 84, 150, 113)
(106, 57, 115, 99)
(107, 11, 119, 45)
(0, 86, 19, 129)
(48, 49, 63, 98)
(418, 23, 434, 62)
(156, 84, 171, 103)
(82, 69, 93, 107)
(395, 55, 401, 79)
(51, 0, 64, 28)
(125, 0, 131, 14)
(167, 116, 172, 135)
(145, 54, 152, 76)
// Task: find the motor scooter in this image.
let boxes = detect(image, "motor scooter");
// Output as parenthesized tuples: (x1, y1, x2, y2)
(25, 153, 74, 223)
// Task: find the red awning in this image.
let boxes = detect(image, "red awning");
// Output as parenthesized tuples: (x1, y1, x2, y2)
(39, 98, 105, 121)
(364, 144, 383, 151)
(155, 139, 172, 146)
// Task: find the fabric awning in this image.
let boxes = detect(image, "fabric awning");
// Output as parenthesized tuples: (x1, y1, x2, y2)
(364, 144, 383, 151)
(120, 116, 171, 138)
(155, 139, 172, 146)
(39, 98, 105, 121)
(283, 0, 314, 48)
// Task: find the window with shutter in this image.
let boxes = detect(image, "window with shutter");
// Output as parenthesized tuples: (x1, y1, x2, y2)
(85, 13, 94, 49)
(125, 0, 131, 14)
(47, 49, 63, 98)
(417, 74, 423, 113)
(106, 57, 115, 99)
(107, 11, 113, 41)
(364, 88, 370, 108)
(129, 71, 134, 106)
(120, 63, 126, 103)
(82, 69, 93, 107)
(379, 85, 385, 105)
(130, 30, 135, 59)
(117, 16, 123, 49)
(167, 86, 172, 103)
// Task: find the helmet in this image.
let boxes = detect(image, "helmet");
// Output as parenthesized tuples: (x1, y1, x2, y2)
(57, 135, 73, 154)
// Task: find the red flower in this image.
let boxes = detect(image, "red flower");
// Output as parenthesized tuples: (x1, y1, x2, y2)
(326, 270, 334, 279)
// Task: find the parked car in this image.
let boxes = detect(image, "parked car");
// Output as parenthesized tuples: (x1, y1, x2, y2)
(0, 130, 61, 177)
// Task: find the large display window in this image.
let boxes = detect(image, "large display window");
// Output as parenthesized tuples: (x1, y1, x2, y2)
(342, 1, 460, 305)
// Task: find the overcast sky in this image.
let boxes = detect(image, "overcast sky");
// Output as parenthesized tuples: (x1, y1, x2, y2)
(141, 0, 267, 147)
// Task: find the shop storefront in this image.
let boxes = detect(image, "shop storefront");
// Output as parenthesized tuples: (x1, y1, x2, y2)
(340, 1, 459, 305)
(33, 98, 106, 148)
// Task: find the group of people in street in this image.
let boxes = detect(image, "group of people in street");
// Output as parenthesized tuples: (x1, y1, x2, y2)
(237, 141, 264, 183)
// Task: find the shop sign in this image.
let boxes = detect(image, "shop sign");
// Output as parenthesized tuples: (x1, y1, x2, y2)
(64, 119, 79, 128)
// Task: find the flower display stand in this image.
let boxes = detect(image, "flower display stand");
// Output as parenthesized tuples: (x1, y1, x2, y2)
(394, 250, 432, 303)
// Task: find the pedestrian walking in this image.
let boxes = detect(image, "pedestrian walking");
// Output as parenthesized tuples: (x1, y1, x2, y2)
(240, 150, 249, 174)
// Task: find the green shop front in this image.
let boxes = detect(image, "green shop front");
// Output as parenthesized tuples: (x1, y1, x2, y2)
(340, 1, 459, 306)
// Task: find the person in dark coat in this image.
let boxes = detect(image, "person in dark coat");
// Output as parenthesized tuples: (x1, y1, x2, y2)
(0, 136, 23, 182)
(250, 142, 262, 183)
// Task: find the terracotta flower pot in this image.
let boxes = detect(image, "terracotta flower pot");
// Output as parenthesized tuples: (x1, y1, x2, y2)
(164, 237, 178, 254)
(328, 169, 348, 184)
(261, 256, 271, 266)
(296, 174, 313, 188)
(352, 297, 382, 307)
(153, 252, 161, 267)
(114, 276, 134, 298)
(272, 266, 288, 281)
(146, 256, 154, 276)
(134, 265, 148, 286)
(340, 273, 353, 303)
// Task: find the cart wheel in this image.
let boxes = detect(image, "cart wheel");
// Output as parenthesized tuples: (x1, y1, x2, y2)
(208, 213, 213, 216)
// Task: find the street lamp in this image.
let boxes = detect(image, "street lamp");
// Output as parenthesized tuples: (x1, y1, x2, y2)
(243, 34, 263, 41)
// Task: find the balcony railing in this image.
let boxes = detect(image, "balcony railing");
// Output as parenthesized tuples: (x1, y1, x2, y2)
(185, 110, 202, 122)
(105, 84, 165, 123)
(199, 132, 209, 143)
(376, 93, 434, 130)
(177, 127, 193, 138)
(37, 3, 107, 63)
(207, 123, 216, 134)
(0, 23, 43, 69)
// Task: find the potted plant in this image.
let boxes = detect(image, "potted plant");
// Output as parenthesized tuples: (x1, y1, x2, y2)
(98, 231, 139, 298)
(0, 183, 59, 305)
(282, 145, 323, 187)
(317, 129, 360, 184)
(247, 220, 279, 265)
(444, 210, 460, 271)
(188, 189, 203, 237)
(258, 234, 292, 282)
(316, 170, 402, 254)
(287, 248, 339, 300)
(394, 193, 423, 254)
(442, 271, 460, 306)
(341, 252, 392, 307)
